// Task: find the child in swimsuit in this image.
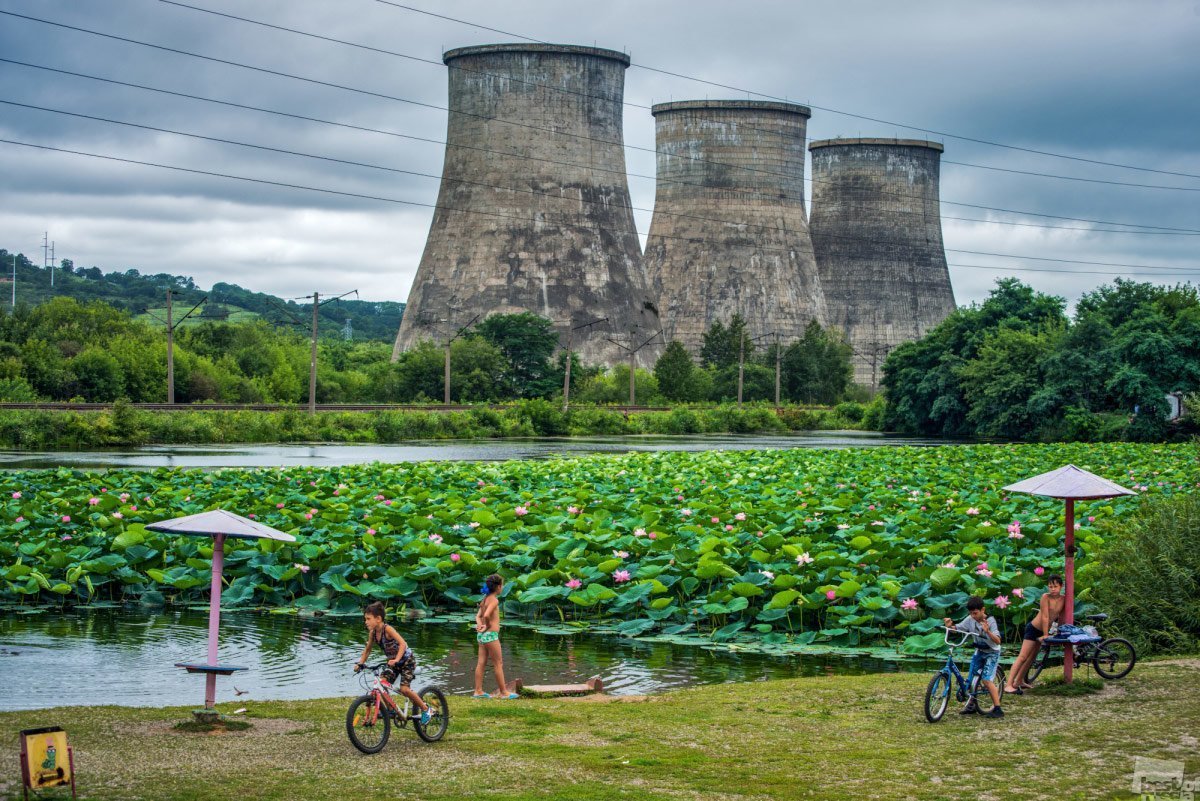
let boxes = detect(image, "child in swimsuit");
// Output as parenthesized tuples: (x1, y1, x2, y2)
(354, 601, 431, 724)
(1005, 574, 1065, 694)
(473, 574, 517, 699)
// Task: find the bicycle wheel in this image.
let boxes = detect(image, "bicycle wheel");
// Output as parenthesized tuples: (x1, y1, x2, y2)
(973, 667, 1003, 713)
(1092, 638, 1136, 680)
(414, 686, 450, 742)
(924, 672, 951, 723)
(346, 694, 391, 754)
(1027, 646, 1049, 683)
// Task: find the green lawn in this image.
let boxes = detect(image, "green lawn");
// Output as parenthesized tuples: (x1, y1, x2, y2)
(3, 659, 1196, 800)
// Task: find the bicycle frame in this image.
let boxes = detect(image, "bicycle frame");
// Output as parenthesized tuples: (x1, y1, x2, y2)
(938, 628, 991, 701)
(360, 670, 413, 725)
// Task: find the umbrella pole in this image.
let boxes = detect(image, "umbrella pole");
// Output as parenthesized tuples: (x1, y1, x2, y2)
(205, 532, 226, 708)
(1063, 499, 1075, 683)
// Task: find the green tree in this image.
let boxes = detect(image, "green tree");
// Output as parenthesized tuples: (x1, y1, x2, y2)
(699, 314, 752, 369)
(69, 346, 125, 401)
(956, 327, 1055, 439)
(781, 320, 853, 404)
(474, 313, 561, 398)
(654, 340, 696, 402)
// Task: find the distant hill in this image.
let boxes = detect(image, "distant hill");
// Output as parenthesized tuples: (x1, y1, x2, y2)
(0, 248, 404, 341)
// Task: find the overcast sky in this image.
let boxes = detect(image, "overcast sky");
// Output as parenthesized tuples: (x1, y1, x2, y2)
(0, 0, 1197, 310)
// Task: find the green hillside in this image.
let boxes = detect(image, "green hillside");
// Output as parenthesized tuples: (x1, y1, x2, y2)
(0, 248, 404, 341)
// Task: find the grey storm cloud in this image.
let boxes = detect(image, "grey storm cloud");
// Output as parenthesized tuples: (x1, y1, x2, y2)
(0, 0, 1197, 304)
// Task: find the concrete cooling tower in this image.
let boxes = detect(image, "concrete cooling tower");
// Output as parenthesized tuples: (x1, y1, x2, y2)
(643, 100, 827, 354)
(392, 43, 661, 367)
(808, 138, 956, 388)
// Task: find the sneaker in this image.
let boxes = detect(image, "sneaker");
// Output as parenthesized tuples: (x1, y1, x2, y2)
(959, 703, 979, 715)
(985, 707, 1004, 719)
(419, 708, 432, 725)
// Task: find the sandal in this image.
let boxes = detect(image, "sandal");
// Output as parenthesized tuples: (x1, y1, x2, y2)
(472, 693, 491, 699)
(1003, 687, 1023, 695)
(503, 693, 519, 700)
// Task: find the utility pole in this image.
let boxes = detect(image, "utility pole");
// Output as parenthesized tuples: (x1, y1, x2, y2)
(774, 333, 782, 409)
(606, 328, 662, 407)
(144, 289, 206, 404)
(561, 317, 606, 413)
(439, 313, 479, 405)
(10, 253, 15, 309)
(42, 232, 49, 289)
(50, 241, 55, 288)
(309, 292, 320, 414)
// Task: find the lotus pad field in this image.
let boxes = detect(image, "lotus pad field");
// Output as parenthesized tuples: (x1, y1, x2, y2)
(2, 443, 1196, 651)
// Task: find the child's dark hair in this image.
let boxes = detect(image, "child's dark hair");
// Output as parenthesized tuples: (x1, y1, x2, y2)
(483, 574, 503, 594)
(1046, 574, 1064, 586)
(966, 596, 985, 612)
(364, 601, 386, 619)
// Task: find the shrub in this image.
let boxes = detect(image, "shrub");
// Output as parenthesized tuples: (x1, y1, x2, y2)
(1090, 494, 1200, 655)
(777, 408, 821, 431)
(834, 402, 865, 424)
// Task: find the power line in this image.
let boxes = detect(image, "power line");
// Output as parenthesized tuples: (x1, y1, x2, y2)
(8, 98, 1198, 270)
(4, 57, 1197, 237)
(158, 0, 1200, 194)
(372, 0, 1200, 182)
(3, 136, 1197, 281)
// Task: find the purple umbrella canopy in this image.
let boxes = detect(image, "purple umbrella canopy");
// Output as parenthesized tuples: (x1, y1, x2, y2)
(1003, 465, 1136, 682)
(148, 509, 295, 710)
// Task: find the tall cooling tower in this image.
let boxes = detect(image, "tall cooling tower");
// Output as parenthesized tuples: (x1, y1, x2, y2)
(392, 44, 660, 367)
(643, 100, 827, 354)
(808, 138, 956, 388)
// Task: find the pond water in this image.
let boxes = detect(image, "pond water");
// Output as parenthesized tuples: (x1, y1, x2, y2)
(0, 431, 953, 470)
(0, 608, 928, 711)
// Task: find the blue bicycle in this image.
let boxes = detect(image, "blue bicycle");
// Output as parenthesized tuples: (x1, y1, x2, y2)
(924, 626, 1006, 723)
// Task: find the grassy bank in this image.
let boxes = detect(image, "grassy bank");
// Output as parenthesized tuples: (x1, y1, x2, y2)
(0, 401, 875, 449)
(2, 660, 1195, 800)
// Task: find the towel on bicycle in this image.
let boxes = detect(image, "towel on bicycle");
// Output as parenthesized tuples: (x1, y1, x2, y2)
(1045, 624, 1102, 644)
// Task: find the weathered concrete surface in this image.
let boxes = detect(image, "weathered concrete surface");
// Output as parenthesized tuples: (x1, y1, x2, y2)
(392, 44, 661, 367)
(643, 100, 827, 354)
(808, 138, 956, 388)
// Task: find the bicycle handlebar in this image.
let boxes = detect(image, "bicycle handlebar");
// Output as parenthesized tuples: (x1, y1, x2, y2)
(942, 626, 974, 648)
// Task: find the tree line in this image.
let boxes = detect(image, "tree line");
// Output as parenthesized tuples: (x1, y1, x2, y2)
(882, 278, 1200, 441)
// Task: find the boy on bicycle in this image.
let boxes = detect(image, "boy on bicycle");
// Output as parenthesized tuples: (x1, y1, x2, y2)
(354, 601, 432, 725)
(944, 596, 1004, 718)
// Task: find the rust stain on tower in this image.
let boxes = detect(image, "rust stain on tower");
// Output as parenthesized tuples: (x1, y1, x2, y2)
(644, 100, 827, 354)
(808, 138, 956, 388)
(392, 43, 660, 366)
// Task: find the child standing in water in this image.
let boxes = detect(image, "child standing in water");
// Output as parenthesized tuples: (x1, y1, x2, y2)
(473, 574, 517, 699)
(354, 601, 431, 724)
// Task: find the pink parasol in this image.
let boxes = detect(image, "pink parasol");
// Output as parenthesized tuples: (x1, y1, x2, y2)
(1002, 465, 1135, 681)
(147, 510, 296, 710)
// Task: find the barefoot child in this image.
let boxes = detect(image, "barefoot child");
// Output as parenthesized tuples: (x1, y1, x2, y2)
(473, 574, 517, 699)
(944, 596, 1004, 718)
(355, 601, 431, 725)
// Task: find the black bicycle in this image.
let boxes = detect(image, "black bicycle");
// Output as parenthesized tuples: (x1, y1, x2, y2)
(1027, 613, 1136, 682)
(346, 662, 450, 754)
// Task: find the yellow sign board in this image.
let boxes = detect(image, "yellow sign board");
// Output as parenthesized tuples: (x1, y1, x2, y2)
(19, 726, 74, 797)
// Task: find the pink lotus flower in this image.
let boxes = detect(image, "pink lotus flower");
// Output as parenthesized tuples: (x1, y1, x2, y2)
(565, 578, 582, 589)
(61, 515, 71, 523)
(383, 500, 393, 506)
(868, 504, 876, 511)
(1007, 521, 1022, 536)
(994, 595, 1010, 609)
(966, 507, 980, 515)
(711, 517, 720, 524)
(88, 497, 100, 506)
(825, 590, 837, 600)
(119, 493, 130, 502)
(760, 570, 775, 580)
(755, 530, 763, 537)
(872, 520, 886, 526)
(366, 529, 376, 536)
(977, 568, 993, 578)
(568, 506, 581, 515)
(112, 512, 123, 519)
(796, 552, 814, 566)
(429, 533, 443, 544)
(648, 532, 657, 540)
(480, 498, 487, 503)
(725, 524, 734, 531)
(920, 506, 927, 511)
(277, 503, 285, 509)
(14, 516, 22, 522)
(61, 534, 72, 541)
(681, 509, 692, 517)
(11, 491, 20, 499)
(901, 598, 919, 610)
(310, 508, 318, 515)
(304, 513, 312, 520)
(734, 512, 746, 521)
(980, 521, 993, 527)
(129, 505, 137, 511)
(514, 506, 528, 516)
(295, 564, 310, 573)
(1073, 522, 1081, 530)
(613, 550, 629, 559)
(1012, 587, 1024, 598)
(1087, 516, 1095, 523)
(633, 528, 647, 537)
(450, 553, 461, 562)
(374, 494, 385, 501)
(1034, 566, 1045, 576)
(613, 570, 631, 583)
(469, 521, 481, 529)
(837, 523, 850, 530)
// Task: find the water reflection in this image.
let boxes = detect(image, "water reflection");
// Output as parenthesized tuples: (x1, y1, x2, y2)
(0, 608, 926, 711)
(0, 432, 955, 470)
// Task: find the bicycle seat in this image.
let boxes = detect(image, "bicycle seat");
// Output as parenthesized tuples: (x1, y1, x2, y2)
(1085, 613, 1108, 622)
